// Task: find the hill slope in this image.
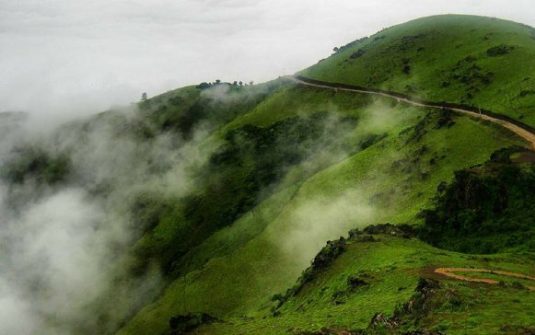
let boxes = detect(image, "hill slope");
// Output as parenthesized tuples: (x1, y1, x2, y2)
(116, 15, 535, 335)
(301, 15, 535, 127)
(1, 14, 534, 335)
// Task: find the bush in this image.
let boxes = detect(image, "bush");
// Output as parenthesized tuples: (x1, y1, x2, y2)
(486, 44, 514, 57)
(350, 49, 366, 59)
(167, 313, 219, 334)
(419, 150, 535, 253)
(0, 148, 71, 185)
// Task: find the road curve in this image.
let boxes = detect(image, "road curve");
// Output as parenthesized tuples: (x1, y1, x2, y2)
(435, 267, 535, 291)
(289, 76, 535, 150)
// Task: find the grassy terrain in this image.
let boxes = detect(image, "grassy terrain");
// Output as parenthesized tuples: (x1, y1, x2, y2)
(191, 234, 535, 335)
(301, 15, 535, 127)
(118, 82, 522, 335)
(112, 15, 535, 335)
(3, 14, 534, 335)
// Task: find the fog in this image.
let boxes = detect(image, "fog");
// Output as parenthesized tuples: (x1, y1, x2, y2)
(0, 1, 534, 333)
(0, 106, 217, 334)
(1, 0, 534, 121)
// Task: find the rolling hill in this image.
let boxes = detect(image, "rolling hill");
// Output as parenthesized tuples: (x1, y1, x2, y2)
(301, 15, 535, 127)
(1, 14, 535, 335)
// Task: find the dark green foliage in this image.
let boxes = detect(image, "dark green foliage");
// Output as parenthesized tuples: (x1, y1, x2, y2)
(196, 82, 211, 89)
(486, 44, 514, 57)
(350, 49, 366, 59)
(359, 134, 387, 150)
(334, 37, 369, 54)
(402, 58, 411, 75)
(361, 223, 417, 239)
(129, 195, 186, 275)
(130, 193, 176, 233)
(140, 113, 358, 275)
(519, 89, 535, 98)
(355, 278, 459, 334)
(420, 151, 535, 253)
(143, 82, 279, 139)
(166, 313, 219, 335)
(272, 238, 348, 310)
(403, 111, 454, 145)
(434, 110, 455, 129)
(449, 57, 494, 92)
(181, 112, 357, 247)
(1, 147, 70, 185)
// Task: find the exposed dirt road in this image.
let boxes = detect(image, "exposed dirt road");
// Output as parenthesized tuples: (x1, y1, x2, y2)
(434, 267, 535, 290)
(290, 76, 535, 150)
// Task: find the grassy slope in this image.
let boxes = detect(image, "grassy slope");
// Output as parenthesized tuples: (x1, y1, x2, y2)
(118, 15, 535, 335)
(118, 83, 521, 335)
(301, 15, 535, 127)
(193, 235, 535, 335)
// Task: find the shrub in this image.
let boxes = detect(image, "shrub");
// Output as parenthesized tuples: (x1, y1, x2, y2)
(349, 49, 366, 59)
(486, 44, 514, 57)
(419, 150, 535, 253)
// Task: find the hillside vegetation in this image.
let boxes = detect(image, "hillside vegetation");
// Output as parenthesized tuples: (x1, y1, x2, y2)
(1, 15, 534, 335)
(301, 15, 535, 127)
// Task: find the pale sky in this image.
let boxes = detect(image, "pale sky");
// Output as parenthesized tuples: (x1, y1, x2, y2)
(1, 0, 534, 120)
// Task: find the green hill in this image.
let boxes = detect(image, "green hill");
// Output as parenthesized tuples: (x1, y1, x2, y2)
(114, 16, 535, 335)
(301, 15, 535, 127)
(2, 14, 535, 335)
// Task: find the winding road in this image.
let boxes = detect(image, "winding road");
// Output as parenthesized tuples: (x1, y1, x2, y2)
(290, 76, 535, 150)
(290, 76, 535, 291)
(434, 267, 535, 291)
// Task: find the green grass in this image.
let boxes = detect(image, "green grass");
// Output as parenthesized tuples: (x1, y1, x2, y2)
(4, 15, 534, 335)
(118, 83, 522, 335)
(97, 15, 535, 335)
(301, 15, 535, 127)
(187, 235, 535, 334)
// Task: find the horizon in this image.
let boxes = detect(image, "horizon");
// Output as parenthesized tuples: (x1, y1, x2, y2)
(1, 0, 534, 123)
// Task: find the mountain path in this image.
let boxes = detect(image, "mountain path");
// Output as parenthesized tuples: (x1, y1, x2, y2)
(290, 76, 535, 150)
(434, 267, 535, 290)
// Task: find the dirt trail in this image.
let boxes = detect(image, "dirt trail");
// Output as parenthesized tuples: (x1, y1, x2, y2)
(435, 267, 535, 290)
(290, 76, 535, 150)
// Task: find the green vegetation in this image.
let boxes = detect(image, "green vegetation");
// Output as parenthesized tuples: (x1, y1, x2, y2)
(184, 232, 535, 335)
(3, 14, 535, 335)
(0, 147, 71, 185)
(420, 147, 535, 254)
(116, 15, 534, 335)
(302, 15, 535, 127)
(139, 81, 283, 138)
(117, 83, 522, 335)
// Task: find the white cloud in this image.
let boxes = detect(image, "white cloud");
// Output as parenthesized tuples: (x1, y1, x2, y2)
(0, 0, 533, 120)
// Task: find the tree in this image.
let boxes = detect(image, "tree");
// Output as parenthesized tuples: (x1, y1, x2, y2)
(141, 92, 147, 101)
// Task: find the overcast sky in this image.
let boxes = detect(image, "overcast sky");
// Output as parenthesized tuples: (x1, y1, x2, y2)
(1, 0, 534, 120)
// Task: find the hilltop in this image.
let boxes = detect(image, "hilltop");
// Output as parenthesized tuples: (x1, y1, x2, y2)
(302, 15, 535, 127)
(0, 15, 534, 335)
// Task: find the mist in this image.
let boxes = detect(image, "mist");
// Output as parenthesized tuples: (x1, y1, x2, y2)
(1, 0, 534, 121)
(0, 105, 217, 334)
(1, 1, 534, 333)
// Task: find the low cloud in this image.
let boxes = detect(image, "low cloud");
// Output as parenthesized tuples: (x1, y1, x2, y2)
(276, 189, 375, 267)
(0, 105, 217, 334)
(2, 0, 533, 120)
